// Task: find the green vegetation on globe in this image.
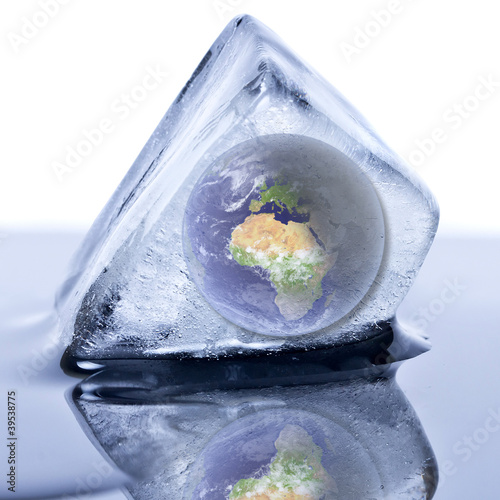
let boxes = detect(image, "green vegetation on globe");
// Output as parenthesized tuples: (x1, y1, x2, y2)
(228, 424, 338, 499)
(229, 180, 336, 321)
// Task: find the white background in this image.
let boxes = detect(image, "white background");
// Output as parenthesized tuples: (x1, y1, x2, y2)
(1, 0, 499, 234)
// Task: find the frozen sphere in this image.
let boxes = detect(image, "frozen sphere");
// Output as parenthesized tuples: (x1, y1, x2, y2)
(186, 409, 381, 499)
(183, 134, 384, 336)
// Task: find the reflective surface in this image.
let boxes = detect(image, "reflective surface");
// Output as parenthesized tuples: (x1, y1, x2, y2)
(2, 233, 499, 498)
(68, 344, 437, 499)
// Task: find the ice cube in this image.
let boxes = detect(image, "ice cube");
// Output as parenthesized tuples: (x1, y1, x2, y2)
(59, 15, 438, 361)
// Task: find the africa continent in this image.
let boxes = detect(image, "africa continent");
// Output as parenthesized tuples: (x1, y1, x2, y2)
(229, 182, 336, 321)
(228, 424, 338, 499)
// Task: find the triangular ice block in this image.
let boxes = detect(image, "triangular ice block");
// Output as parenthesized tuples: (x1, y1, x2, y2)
(59, 15, 438, 361)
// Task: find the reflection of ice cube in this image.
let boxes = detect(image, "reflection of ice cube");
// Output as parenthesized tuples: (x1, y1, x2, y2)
(59, 15, 438, 361)
(71, 366, 438, 499)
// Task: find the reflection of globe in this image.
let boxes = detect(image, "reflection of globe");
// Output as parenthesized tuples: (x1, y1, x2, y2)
(186, 409, 381, 499)
(183, 135, 385, 336)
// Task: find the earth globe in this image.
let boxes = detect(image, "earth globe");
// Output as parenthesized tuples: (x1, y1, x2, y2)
(183, 134, 385, 336)
(185, 409, 382, 499)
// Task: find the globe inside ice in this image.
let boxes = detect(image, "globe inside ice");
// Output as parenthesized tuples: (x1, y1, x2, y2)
(187, 409, 381, 499)
(183, 134, 385, 337)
